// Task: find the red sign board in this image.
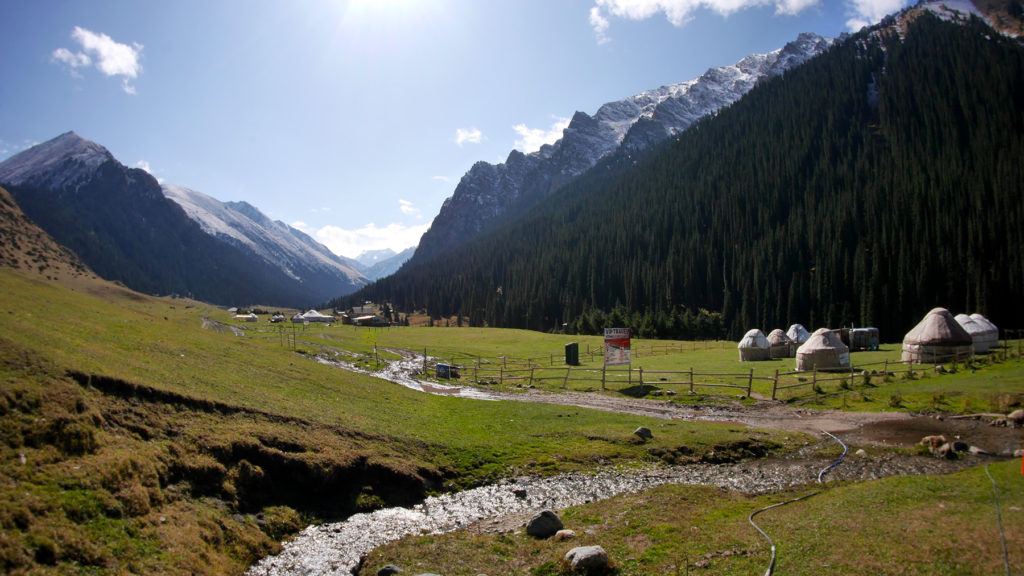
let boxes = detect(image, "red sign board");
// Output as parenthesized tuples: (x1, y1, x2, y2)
(604, 327, 631, 366)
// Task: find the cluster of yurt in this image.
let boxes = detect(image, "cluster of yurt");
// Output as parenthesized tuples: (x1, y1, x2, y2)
(796, 328, 851, 371)
(954, 313, 999, 354)
(901, 307, 973, 363)
(738, 329, 771, 361)
(767, 329, 797, 358)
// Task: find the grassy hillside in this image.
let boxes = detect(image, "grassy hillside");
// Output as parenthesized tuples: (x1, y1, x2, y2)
(0, 269, 787, 574)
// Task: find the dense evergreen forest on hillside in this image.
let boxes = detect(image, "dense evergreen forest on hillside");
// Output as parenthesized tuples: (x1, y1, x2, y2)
(339, 15, 1024, 340)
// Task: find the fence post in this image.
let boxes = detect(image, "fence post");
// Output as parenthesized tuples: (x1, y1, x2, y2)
(601, 365, 606, 390)
(772, 369, 779, 400)
(563, 367, 570, 390)
(689, 367, 695, 394)
(499, 366, 504, 386)
(628, 365, 632, 386)
(423, 348, 427, 373)
(884, 358, 888, 375)
(747, 368, 754, 397)
(639, 366, 644, 385)
(529, 366, 535, 387)
(812, 370, 818, 392)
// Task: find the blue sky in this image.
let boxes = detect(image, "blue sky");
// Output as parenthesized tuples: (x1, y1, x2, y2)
(0, 0, 907, 258)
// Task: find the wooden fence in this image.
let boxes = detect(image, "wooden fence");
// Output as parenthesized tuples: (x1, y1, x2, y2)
(422, 339, 1024, 401)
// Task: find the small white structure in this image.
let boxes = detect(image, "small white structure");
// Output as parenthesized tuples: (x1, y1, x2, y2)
(300, 309, 335, 323)
(969, 313, 999, 352)
(786, 323, 811, 345)
(233, 313, 258, 322)
(738, 329, 771, 361)
(902, 307, 973, 363)
(796, 328, 850, 371)
(767, 329, 797, 359)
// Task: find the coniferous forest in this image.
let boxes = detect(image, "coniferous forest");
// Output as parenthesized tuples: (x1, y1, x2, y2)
(338, 15, 1024, 340)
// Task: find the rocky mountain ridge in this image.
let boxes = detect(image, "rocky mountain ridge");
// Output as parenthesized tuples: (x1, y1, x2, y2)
(412, 32, 834, 264)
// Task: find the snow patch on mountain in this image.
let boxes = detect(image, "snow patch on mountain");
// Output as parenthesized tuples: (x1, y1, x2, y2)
(162, 183, 366, 285)
(0, 131, 114, 191)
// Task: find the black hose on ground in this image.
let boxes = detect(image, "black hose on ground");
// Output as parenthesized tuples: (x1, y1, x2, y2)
(748, 431, 847, 576)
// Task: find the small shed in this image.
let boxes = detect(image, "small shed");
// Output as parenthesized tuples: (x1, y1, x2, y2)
(850, 327, 880, 351)
(969, 313, 999, 352)
(901, 307, 973, 363)
(233, 313, 258, 322)
(796, 328, 851, 371)
(786, 323, 811, 345)
(767, 329, 796, 358)
(738, 329, 771, 361)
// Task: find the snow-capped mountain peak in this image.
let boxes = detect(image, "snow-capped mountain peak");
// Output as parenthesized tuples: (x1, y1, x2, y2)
(0, 131, 114, 191)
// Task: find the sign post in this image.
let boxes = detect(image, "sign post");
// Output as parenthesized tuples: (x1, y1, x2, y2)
(604, 327, 631, 367)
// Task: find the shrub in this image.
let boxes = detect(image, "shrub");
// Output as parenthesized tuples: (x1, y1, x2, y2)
(888, 391, 904, 409)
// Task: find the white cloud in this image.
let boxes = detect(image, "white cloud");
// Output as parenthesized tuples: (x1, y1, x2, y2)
(845, 0, 908, 30)
(432, 175, 452, 183)
(589, 0, 826, 40)
(590, 7, 612, 44)
(399, 199, 420, 217)
(512, 117, 571, 154)
(455, 127, 483, 146)
(52, 26, 143, 94)
(311, 222, 430, 259)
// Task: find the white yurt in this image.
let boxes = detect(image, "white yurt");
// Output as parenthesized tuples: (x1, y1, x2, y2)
(901, 307, 973, 363)
(969, 313, 1000, 351)
(767, 329, 796, 359)
(738, 329, 771, 361)
(786, 323, 811, 345)
(955, 313, 992, 354)
(795, 328, 850, 371)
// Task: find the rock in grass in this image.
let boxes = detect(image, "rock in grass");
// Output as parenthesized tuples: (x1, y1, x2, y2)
(552, 529, 576, 541)
(565, 545, 610, 571)
(378, 565, 403, 576)
(634, 426, 653, 440)
(526, 510, 563, 538)
(1008, 409, 1024, 427)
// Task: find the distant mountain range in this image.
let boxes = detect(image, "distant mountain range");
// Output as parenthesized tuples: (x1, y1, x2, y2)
(410, 32, 834, 265)
(0, 132, 368, 307)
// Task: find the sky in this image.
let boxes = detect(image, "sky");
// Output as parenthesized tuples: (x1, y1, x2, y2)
(0, 0, 909, 259)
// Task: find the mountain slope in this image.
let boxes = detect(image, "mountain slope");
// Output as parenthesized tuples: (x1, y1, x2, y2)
(411, 33, 833, 265)
(0, 132, 340, 307)
(162, 183, 367, 295)
(344, 12, 1024, 339)
(0, 185, 91, 280)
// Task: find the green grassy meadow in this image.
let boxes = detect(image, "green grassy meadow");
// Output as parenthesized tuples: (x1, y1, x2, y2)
(1, 268, 1022, 574)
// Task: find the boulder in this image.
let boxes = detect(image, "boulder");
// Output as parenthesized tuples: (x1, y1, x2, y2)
(565, 545, 610, 571)
(920, 435, 947, 450)
(634, 426, 653, 440)
(526, 510, 563, 538)
(552, 529, 576, 541)
(377, 566, 403, 576)
(1007, 409, 1024, 427)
